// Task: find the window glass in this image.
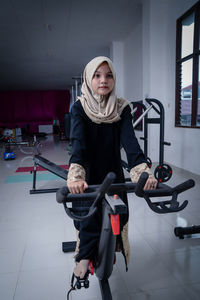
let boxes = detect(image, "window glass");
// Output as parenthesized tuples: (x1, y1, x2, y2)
(199, 16, 200, 50)
(197, 56, 200, 126)
(181, 13, 194, 58)
(180, 59, 193, 126)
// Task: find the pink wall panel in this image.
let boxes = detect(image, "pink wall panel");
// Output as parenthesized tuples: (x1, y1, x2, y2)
(27, 91, 43, 121)
(12, 91, 29, 123)
(0, 90, 70, 132)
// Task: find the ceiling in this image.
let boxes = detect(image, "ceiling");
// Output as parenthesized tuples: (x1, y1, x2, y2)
(0, 0, 141, 91)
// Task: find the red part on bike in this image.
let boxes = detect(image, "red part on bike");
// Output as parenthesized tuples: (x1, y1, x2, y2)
(110, 214, 120, 235)
(90, 261, 94, 275)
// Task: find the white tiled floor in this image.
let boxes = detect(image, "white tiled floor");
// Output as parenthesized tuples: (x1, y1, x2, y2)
(0, 135, 200, 300)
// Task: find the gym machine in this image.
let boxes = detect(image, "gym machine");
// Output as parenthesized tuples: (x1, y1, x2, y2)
(30, 155, 68, 194)
(57, 172, 195, 300)
(174, 225, 200, 239)
(123, 98, 172, 183)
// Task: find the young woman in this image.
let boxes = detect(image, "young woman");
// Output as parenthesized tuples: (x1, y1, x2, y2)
(67, 56, 157, 278)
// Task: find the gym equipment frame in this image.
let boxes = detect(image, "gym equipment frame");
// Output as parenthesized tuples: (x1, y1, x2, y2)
(57, 172, 195, 300)
(30, 155, 68, 194)
(123, 98, 172, 182)
(174, 225, 200, 239)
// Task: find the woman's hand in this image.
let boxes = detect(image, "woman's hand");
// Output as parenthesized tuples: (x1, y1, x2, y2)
(130, 163, 158, 190)
(143, 176, 158, 190)
(67, 180, 88, 194)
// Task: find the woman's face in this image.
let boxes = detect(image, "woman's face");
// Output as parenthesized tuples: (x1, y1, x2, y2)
(91, 62, 114, 96)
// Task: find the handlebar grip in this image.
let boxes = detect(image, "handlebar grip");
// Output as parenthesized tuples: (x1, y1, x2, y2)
(172, 179, 195, 194)
(135, 172, 149, 197)
(97, 172, 116, 196)
(56, 186, 69, 203)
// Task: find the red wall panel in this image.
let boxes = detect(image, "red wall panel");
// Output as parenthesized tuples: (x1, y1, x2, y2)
(0, 90, 70, 132)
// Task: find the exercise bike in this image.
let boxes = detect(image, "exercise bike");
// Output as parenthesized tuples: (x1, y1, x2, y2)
(56, 172, 195, 300)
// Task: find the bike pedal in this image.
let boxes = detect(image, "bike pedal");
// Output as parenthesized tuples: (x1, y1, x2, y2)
(74, 270, 90, 289)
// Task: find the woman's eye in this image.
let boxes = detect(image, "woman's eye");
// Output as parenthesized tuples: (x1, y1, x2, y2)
(107, 74, 113, 78)
(94, 73, 100, 78)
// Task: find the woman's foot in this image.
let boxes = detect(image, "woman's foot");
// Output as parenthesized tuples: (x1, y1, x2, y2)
(74, 259, 90, 279)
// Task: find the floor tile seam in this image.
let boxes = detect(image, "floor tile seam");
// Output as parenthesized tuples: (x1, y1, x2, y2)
(12, 244, 27, 300)
(181, 282, 200, 300)
(154, 246, 200, 256)
(0, 225, 29, 250)
(12, 217, 39, 295)
(0, 271, 18, 276)
(110, 264, 134, 299)
(114, 252, 181, 295)
(133, 227, 174, 235)
(173, 277, 200, 287)
(16, 264, 69, 275)
(126, 276, 190, 295)
(129, 283, 191, 293)
(162, 215, 182, 227)
(141, 242, 200, 256)
(138, 229, 200, 254)
(133, 233, 195, 262)
(128, 227, 170, 253)
(128, 284, 196, 300)
(154, 250, 200, 285)
(183, 281, 200, 286)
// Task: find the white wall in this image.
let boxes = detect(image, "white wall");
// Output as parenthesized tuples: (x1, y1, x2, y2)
(110, 5, 143, 101)
(110, 41, 124, 98)
(142, 0, 170, 166)
(110, 4, 144, 147)
(142, 0, 200, 175)
(111, 0, 200, 175)
(123, 5, 143, 103)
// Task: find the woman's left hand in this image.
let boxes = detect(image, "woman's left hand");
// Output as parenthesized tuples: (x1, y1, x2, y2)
(143, 176, 158, 190)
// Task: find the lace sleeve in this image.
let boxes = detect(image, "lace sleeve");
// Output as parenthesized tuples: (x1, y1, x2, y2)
(130, 162, 154, 183)
(67, 163, 86, 183)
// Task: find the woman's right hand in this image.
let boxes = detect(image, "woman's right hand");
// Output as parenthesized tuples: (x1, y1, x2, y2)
(67, 180, 88, 194)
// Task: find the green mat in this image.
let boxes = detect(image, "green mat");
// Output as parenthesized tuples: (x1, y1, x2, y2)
(5, 173, 64, 183)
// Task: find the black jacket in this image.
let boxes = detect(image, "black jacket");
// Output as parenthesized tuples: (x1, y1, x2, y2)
(69, 100, 146, 185)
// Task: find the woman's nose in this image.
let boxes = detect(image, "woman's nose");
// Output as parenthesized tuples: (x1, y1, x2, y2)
(100, 75, 107, 83)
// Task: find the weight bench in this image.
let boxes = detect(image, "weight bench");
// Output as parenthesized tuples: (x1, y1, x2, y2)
(30, 155, 68, 194)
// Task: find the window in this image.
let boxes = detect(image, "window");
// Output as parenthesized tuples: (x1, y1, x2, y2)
(175, 1, 200, 128)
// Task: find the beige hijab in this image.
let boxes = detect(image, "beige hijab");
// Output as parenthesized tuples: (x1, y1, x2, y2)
(77, 56, 129, 124)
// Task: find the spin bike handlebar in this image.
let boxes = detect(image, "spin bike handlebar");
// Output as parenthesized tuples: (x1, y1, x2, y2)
(57, 172, 116, 221)
(56, 172, 195, 221)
